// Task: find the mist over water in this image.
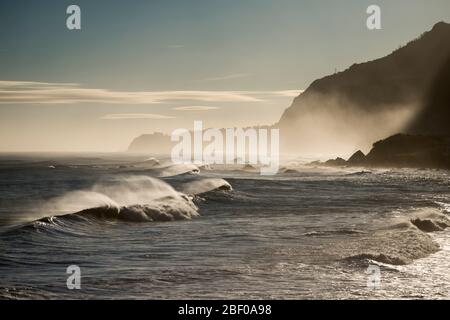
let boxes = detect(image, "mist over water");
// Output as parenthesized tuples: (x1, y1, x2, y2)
(0, 154, 449, 299)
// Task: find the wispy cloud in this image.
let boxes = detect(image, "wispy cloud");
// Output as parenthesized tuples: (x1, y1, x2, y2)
(101, 113, 175, 120)
(0, 81, 303, 105)
(0, 81, 263, 104)
(202, 73, 252, 82)
(273, 89, 304, 97)
(173, 106, 220, 111)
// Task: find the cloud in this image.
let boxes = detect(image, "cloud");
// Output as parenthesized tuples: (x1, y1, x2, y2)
(202, 73, 252, 82)
(173, 106, 220, 111)
(272, 90, 304, 97)
(0, 81, 303, 105)
(0, 81, 263, 104)
(101, 113, 175, 120)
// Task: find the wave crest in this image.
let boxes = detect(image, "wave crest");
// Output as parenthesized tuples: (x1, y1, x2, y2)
(61, 196, 198, 223)
(340, 208, 449, 266)
(180, 178, 232, 195)
(25, 175, 199, 225)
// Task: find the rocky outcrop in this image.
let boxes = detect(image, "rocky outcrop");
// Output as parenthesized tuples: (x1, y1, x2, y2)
(315, 134, 450, 169)
(347, 150, 366, 165)
(364, 134, 450, 169)
(128, 133, 173, 154)
(324, 157, 347, 166)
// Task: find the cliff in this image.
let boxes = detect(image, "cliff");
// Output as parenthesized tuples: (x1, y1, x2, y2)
(278, 22, 450, 154)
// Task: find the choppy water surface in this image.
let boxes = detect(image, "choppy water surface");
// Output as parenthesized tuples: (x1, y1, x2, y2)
(0, 153, 449, 299)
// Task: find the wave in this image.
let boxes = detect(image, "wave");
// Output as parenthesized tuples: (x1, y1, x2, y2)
(434, 200, 450, 214)
(35, 196, 198, 224)
(180, 178, 232, 195)
(392, 208, 450, 232)
(341, 208, 450, 266)
(280, 168, 299, 174)
(143, 157, 160, 166)
(345, 170, 372, 176)
(154, 163, 200, 177)
(121, 163, 201, 178)
(21, 175, 199, 226)
(343, 253, 414, 266)
(302, 229, 366, 237)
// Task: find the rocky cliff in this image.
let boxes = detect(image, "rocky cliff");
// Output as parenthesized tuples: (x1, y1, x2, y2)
(278, 22, 450, 154)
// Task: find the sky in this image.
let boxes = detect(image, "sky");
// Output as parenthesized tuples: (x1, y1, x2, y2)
(1, 0, 450, 152)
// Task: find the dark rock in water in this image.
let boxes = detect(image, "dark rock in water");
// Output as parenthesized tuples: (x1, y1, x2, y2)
(347, 150, 366, 164)
(364, 134, 450, 169)
(313, 134, 449, 169)
(346, 170, 372, 176)
(324, 157, 347, 166)
(306, 157, 347, 167)
(306, 160, 322, 167)
(411, 218, 444, 232)
(282, 169, 299, 174)
(242, 164, 256, 171)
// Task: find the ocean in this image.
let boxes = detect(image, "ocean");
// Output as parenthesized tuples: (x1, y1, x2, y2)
(0, 153, 449, 299)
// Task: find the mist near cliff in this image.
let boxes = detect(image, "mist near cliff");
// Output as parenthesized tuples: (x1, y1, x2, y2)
(277, 22, 450, 158)
(278, 92, 420, 157)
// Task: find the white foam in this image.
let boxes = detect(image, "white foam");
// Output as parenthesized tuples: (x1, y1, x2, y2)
(33, 176, 194, 221)
(180, 178, 232, 195)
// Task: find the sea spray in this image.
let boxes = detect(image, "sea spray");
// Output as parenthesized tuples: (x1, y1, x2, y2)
(180, 178, 232, 195)
(28, 175, 198, 223)
(340, 208, 450, 265)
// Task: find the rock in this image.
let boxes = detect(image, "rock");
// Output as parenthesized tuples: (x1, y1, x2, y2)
(282, 169, 298, 174)
(128, 133, 173, 154)
(411, 219, 443, 232)
(242, 164, 256, 171)
(324, 157, 347, 166)
(306, 160, 322, 167)
(364, 134, 450, 169)
(347, 150, 366, 164)
(314, 133, 449, 169)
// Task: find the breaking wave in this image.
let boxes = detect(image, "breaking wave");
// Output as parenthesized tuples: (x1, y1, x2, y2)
(302, 229, 366, 237)
(154, 163, 200, 177)
(341, 208, 450, 266)
(24, 176, 199, 227)
(36, 196, 198, 224)
(180, 178, 232, 195)
(345, 170, 372, 176)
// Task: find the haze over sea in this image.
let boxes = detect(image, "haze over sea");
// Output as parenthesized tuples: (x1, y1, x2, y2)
(0, 153, 449, 299)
